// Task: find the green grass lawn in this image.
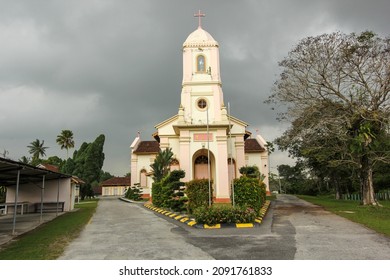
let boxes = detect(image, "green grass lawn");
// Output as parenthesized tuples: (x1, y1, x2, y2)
(298, 195, 390, 237)
(0, 199, 98, 260)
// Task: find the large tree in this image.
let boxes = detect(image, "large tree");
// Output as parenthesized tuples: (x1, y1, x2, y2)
(61, 134, 105, 199)
(56, 130, 75, 158)
(268, 31, 390, 205)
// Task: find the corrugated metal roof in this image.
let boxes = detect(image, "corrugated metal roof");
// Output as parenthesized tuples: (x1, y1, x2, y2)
(0, 157, 71, 187)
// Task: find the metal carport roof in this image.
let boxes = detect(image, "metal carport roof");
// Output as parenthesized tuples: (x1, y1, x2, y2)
(0, 157, 71, 187)
(0, 157, 72, 235)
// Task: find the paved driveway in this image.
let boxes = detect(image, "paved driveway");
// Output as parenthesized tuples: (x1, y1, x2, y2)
(59, 195, 390, 260)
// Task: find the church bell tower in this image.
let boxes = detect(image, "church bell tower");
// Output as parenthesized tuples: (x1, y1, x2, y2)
(179, 11, 226, 125)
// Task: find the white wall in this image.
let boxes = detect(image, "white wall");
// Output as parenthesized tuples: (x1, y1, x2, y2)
(6, 177, 74, 213)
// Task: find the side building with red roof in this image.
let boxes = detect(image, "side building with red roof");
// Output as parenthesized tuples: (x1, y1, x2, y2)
(100, 176, 131, 197)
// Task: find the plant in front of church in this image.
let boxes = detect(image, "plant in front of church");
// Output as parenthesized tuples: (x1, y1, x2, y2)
(124, 183, 143, 201)
(193, 205, 257, 226)
(161, 170, 187, 212)
(152, 170, 187, 212)
(232, 174, 266, 214)
(152, 182, 164, 207)
(185, 179, 214, 214)
(150, 147, 174, 183)
(239, 165, 266, 181)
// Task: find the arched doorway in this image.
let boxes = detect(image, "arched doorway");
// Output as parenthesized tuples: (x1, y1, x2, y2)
(193, 149, 215, 181)
(194, 155, 209, 179)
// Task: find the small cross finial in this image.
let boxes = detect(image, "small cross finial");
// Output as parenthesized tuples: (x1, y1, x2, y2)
(194, 10, 205, 28)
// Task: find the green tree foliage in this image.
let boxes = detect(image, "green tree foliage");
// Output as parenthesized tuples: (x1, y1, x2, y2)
(232, 176, 266, 213)
(27, 139, 48, 165)
(61, 134, 105, 199)
(186, 179, 213, 213)
(152, 170, 186, 211)
(56, 130, 75, 158)
(40, 156, 65, 171)
(19, 156, 31, 164)
(239, 165, 265, 180)
(99, 170, 114, 182)
(150, 147, 173, 182)
(161, 170, 187, 212)
(151, 181, 163, 207)
(193, 205, 257, 226)
(267, 31, 390, 205)
(124, 183, 143, 201)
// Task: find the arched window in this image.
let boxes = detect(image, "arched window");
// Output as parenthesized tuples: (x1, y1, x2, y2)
(194, 155, 209, 179)
(170, 159, 180, 171)
(140, 169, 147, 188)
(197, 55, 206, 72)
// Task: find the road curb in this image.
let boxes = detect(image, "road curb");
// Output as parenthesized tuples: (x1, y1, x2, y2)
(143, 200, 271, 229)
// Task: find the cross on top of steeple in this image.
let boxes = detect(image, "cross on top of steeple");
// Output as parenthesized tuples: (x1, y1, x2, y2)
(194, 10, 205, 28)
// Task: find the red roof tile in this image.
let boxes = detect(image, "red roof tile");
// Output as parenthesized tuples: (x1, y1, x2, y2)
(133, 141, 160, 154)
(100, 176, 131, 186)
(38, 163, 60, 172)
(244, 139, 265, 153)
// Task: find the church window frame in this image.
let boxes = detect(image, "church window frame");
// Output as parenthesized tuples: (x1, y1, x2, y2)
(140, 169, 147, 188)
(196, 54, 206, 73)
(196, 98, 208, 111)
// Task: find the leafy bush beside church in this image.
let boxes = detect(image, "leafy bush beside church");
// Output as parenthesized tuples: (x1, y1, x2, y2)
(232, 176, 266, 213)
(152, 170, 187, 212)
(185, 179, 213, 214)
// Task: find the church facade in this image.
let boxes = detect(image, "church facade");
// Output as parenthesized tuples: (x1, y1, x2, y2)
(130, 19, 269, 202)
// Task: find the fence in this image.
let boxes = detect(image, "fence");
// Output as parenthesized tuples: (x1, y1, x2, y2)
(342, 191, 390, 201)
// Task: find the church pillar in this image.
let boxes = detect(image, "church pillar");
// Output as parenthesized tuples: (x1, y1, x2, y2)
(215, 131, 230, 203)
(131, 155, 138, 185)
(179, 130, 191, 182)
(235, 138, 245, 175)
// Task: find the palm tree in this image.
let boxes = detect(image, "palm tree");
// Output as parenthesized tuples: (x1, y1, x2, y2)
(19, 156, 31, 164)
(56, 130, 75, 158)
(150, 147, 173, 182)
(27, 139, 48, 163)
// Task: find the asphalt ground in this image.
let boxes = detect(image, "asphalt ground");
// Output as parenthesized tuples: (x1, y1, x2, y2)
(58, 195, 390, 260)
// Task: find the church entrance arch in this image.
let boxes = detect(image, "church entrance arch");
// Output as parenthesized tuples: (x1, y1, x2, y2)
(193, 149, 215, 187)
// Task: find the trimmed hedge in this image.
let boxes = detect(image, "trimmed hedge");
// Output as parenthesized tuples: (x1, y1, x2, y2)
(193, 205, 257, 225)
(152, 170, 187, 211)
(124, 183, 143, 201)
(232, 176, 266, 213)
(186, 179, 213, 213)
(152, 181, 163, 207)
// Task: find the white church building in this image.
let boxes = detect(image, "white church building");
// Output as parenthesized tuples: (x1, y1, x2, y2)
(130, 14, 269, 203)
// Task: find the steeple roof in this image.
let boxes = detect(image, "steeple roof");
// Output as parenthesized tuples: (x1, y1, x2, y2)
(183, 27, 219, 48)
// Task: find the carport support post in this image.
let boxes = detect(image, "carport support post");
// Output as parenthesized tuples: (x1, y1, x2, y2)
(56, 178, 60, 216)
(12, 170, 21, 236)
(40, 175, 45, 223)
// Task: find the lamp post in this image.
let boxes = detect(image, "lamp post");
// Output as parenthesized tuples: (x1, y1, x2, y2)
(206, 105, 211, 207)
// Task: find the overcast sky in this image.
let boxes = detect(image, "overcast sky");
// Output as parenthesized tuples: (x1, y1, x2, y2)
(1, 0, 389, 176)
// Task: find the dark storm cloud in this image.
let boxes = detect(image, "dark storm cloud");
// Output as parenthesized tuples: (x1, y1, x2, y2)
(1, 0, 389, 175)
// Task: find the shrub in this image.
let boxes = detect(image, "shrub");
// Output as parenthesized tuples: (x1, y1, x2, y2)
(152, 170, 187, 212)
(232, 176, 266, 213)
(152, 181, 163, 207)
(186, 179, 213, 213)
(124, 183, 143, 201)
(161, 170, 187, 212)
(193, 205, 257, 225)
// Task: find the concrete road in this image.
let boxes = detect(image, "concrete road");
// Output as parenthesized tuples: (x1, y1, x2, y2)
(59, 195, 390, 260)
(59, 197, 213, 260)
